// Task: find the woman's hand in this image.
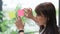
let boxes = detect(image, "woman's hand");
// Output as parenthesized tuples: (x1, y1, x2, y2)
(24, 8, 34, 19)
(23, 8, 38, 23)
(15, 17, 24, 30)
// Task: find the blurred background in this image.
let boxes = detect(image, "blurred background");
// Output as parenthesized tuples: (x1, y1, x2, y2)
(0, 0, 59, 34)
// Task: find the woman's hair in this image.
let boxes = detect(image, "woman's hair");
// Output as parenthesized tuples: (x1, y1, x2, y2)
(35, 2, 59, 34)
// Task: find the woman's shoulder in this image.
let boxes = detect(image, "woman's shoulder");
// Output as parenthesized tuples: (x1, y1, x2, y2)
(58, 26, 60, 34)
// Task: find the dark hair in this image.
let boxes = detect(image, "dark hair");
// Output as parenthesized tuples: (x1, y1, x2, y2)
(35, 2, 59, 34)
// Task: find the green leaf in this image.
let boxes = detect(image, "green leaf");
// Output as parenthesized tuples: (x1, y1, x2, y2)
(1, 24, 7, 32)
(11, 31, 18, 34)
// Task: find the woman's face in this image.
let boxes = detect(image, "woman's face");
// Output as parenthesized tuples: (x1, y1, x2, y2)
(36, 14, 47, 26)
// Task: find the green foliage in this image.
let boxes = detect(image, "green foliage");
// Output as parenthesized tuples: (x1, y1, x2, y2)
(11, 31, 18, 34)
(0, 11, 3, 23)
(56, 9, 59, 16)
(0, 11, 3, 32)
(0, 5, 22, 34)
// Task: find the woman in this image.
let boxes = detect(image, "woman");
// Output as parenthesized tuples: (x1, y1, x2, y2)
(15, 2, 59, 34)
